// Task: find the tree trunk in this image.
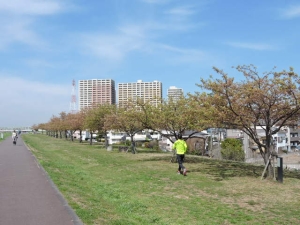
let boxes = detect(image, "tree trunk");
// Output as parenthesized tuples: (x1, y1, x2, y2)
(104, 133, 108, 149)
(263, 148, 274, 179)
(79, 130, 82, 143)
(90, 132, 93, 145)
(130, 135, 136, 154)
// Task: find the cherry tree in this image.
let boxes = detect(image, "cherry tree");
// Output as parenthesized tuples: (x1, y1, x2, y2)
(197, 65, 300, 178)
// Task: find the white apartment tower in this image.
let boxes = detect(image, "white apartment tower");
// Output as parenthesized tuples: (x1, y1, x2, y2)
(167, 86, 183, 101)
(78, 79, 116, 110)
(118, 80, 162, 108)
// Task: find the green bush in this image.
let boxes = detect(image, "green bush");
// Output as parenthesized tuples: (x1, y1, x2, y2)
(144, 140, 159, 151)
(125, 140, 131, 146)
(135, 141, 142, 147)
(221, 138, 245, 161)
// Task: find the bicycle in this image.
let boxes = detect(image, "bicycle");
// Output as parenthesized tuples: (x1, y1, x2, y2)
(13, 136, 18, 145)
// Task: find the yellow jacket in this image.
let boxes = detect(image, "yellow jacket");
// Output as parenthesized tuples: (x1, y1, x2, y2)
(173, 139, 187, 155)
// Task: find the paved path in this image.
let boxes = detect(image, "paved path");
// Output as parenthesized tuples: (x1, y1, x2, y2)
(0, 136, 83, 225)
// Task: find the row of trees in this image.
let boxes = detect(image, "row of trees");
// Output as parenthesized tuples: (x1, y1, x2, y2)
(33, 65, 300, 178)
(33, 95, 213, 153)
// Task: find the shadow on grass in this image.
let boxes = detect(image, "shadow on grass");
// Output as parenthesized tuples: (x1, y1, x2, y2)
(141, 154, 300, 180)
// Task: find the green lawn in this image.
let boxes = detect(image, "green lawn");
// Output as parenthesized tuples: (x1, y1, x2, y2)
(0, 132, 11, 142)
(23, 134, 300, 225)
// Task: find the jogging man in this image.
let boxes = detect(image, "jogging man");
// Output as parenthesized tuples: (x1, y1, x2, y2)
(172, 134, 188, 176)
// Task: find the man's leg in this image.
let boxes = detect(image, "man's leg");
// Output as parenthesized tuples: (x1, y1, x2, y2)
(177, 154, 185, 173)
(180, 154, 187, 176)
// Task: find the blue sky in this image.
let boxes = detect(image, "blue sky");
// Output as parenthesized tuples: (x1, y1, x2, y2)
(1, 0, 300, 128)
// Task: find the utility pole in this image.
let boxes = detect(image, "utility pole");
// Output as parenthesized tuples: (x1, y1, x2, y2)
(70, 79, 77, 113)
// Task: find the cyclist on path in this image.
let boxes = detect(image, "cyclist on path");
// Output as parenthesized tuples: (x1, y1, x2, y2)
(12, 130, 18, 145)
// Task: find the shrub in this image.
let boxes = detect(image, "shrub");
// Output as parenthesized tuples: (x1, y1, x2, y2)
(135, 141, 142, 147)
(221, 138, 245, 161)
(125, 140, 131, 146)
(144, 140, 159, 151)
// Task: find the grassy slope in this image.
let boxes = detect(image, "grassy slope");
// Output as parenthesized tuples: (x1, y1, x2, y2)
(23, 134, 300, 225)
(0, 132, 12, 142)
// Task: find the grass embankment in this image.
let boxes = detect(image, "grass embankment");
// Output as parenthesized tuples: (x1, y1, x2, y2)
(0, 132, 12, 142)
(23, 134, 300, 225)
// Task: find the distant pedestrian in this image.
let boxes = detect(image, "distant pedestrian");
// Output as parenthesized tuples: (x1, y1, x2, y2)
(172, 134, 188, 176)
(12, 130, 18, 145)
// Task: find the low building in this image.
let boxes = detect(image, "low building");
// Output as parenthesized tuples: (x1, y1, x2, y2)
(289, 126, 300, 150)
(106, 130, 161, 145)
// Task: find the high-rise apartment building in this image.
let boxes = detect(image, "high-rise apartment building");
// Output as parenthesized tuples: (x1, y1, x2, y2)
(78, 79, 116, 110)
(167, 86, 183, 101)
(118, 80, 162, 108)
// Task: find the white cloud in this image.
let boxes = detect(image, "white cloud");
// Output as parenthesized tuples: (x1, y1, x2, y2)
(78, 3, 205, 62)
(140, 0, 170, 4)
(81, 33, 145, 61)
(79, 21, 207, 63)
(161, 4, 203, 31)
(157, 43, 207, 63)
(0, 76, 69, 96)
(78, 3, 203, 62)
(159, 44, 199, 54)
(0, 75, 70, 127)
(80, 24, 151, 60)
(0, 0, 64, 15)
(165, 6, 195, 16)
(280, 5, 300, 19)
(24, 59, 54, 68)
(0, 0, 75, 50)
(0, 18, 45, 50)
(226, 42, 275, 51)
(118, 25, 147, 38)
(0, 0, 70, 50)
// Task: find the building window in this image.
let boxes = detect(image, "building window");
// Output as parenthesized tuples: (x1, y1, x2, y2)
(277, 137, 283, 143)
(291, 133, 298, 137)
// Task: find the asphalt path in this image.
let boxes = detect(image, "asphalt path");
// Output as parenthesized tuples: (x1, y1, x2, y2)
(0, 135, 83, 225)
